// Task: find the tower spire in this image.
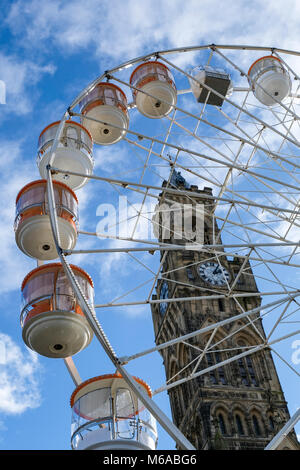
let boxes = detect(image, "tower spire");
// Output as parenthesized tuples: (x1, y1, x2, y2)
(151, 182, 300, 450)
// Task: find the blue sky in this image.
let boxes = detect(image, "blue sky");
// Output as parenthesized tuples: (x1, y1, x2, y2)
(0, 0, 300, 451)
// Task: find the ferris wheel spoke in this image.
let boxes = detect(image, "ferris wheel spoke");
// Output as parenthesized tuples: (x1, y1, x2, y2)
(106, 275, 155, 306)
(50, 162, 300, 223)
(119, 303, 267, 364)
(147, 251, 168, 302)
(214, 47, 300, 122)
(66, 243, 300, 270)
(190, 328, 219, 375)
(159, 54, 300, 150)
(153, 344, 266, 395)
(71, 46, 300, 448)
(271, 347, 300, 379)
(45, 172, 196, 448)
(17, 45, 300, 450)
(249, 120, 300, 193)
(70, 112, 300, 195)
(266, 299, 295, 342)
(215, 106, 300, 196)
(63, 357, 82, 386)
(80, 228, 300, 252)
(55, 119, 300, 205)
(154, 323, 300, 397)
(274, 50, 300, 81)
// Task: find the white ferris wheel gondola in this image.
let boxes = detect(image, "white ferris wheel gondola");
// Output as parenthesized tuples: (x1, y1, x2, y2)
(37, 120, 94, 190)
(79, 82, 129, 145)
(130, 61, 177, 118)
(70, 373, 158, 450)
(14, 179, 78, 260)
(21, 263, 94, 358)
(247, 55, 292, 106)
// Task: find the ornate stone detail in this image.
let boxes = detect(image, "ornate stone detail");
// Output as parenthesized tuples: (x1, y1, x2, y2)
(151, 182, 300, 450)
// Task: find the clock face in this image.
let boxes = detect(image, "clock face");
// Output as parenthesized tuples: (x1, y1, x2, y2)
(198, 262, 230, 286)
(159, 281, 169, 315)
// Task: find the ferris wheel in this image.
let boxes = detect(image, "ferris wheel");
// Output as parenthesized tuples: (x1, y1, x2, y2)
(14, 44, 300, 451)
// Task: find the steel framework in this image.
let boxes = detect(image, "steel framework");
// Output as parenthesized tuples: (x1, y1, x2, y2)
(44, 44, 300, 450)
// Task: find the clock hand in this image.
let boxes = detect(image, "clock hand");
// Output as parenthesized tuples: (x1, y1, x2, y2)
(213, 266, 222, 275)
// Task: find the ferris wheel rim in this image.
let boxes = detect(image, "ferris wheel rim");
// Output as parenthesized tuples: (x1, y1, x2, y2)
(38, 43, 300, 450)
(67, 44, 300, 112)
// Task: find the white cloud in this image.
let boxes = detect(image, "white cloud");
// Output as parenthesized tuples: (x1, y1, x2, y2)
(0, 52, 55, 116)
(0, 139, 39, 294)
(0, 332, 42, 414)
(2, 1, 300, 305)
(116, 303, 150, 318)
(6, 0, 300, 67)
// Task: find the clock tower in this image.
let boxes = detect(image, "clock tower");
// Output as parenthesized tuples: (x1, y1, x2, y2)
(151, 170, 299, 450)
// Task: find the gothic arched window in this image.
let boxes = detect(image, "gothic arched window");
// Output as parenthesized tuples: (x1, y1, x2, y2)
(205, 351, 228, 385)
(252, 414, 262, 436)
(236, 340, 258, 387)
(238, 357, 249, 385)
(268, 415, 275, 431)
(215, 351, 227, 385)
(235, 413, 245, 435)
(217, 412, 227, 435)
(246, 356, 258, 386)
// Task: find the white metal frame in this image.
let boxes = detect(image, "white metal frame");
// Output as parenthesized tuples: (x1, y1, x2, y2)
(43, 44, 300, 450)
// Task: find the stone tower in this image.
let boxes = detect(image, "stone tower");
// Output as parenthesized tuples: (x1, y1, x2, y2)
(151, 171, 299, 450)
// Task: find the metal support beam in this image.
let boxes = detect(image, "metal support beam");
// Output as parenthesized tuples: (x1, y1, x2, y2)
(153, 328, 300, 395)
(118, 293, 300, 363)
(45, 132, 196, 450)
(51, 166, 300, 214)
(59, 253, 196, 450)
(264, 408, 300, 450)
(41, 45, 300, 451)
(153, 344, 265, 394)
(63, 357, 82, 386)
